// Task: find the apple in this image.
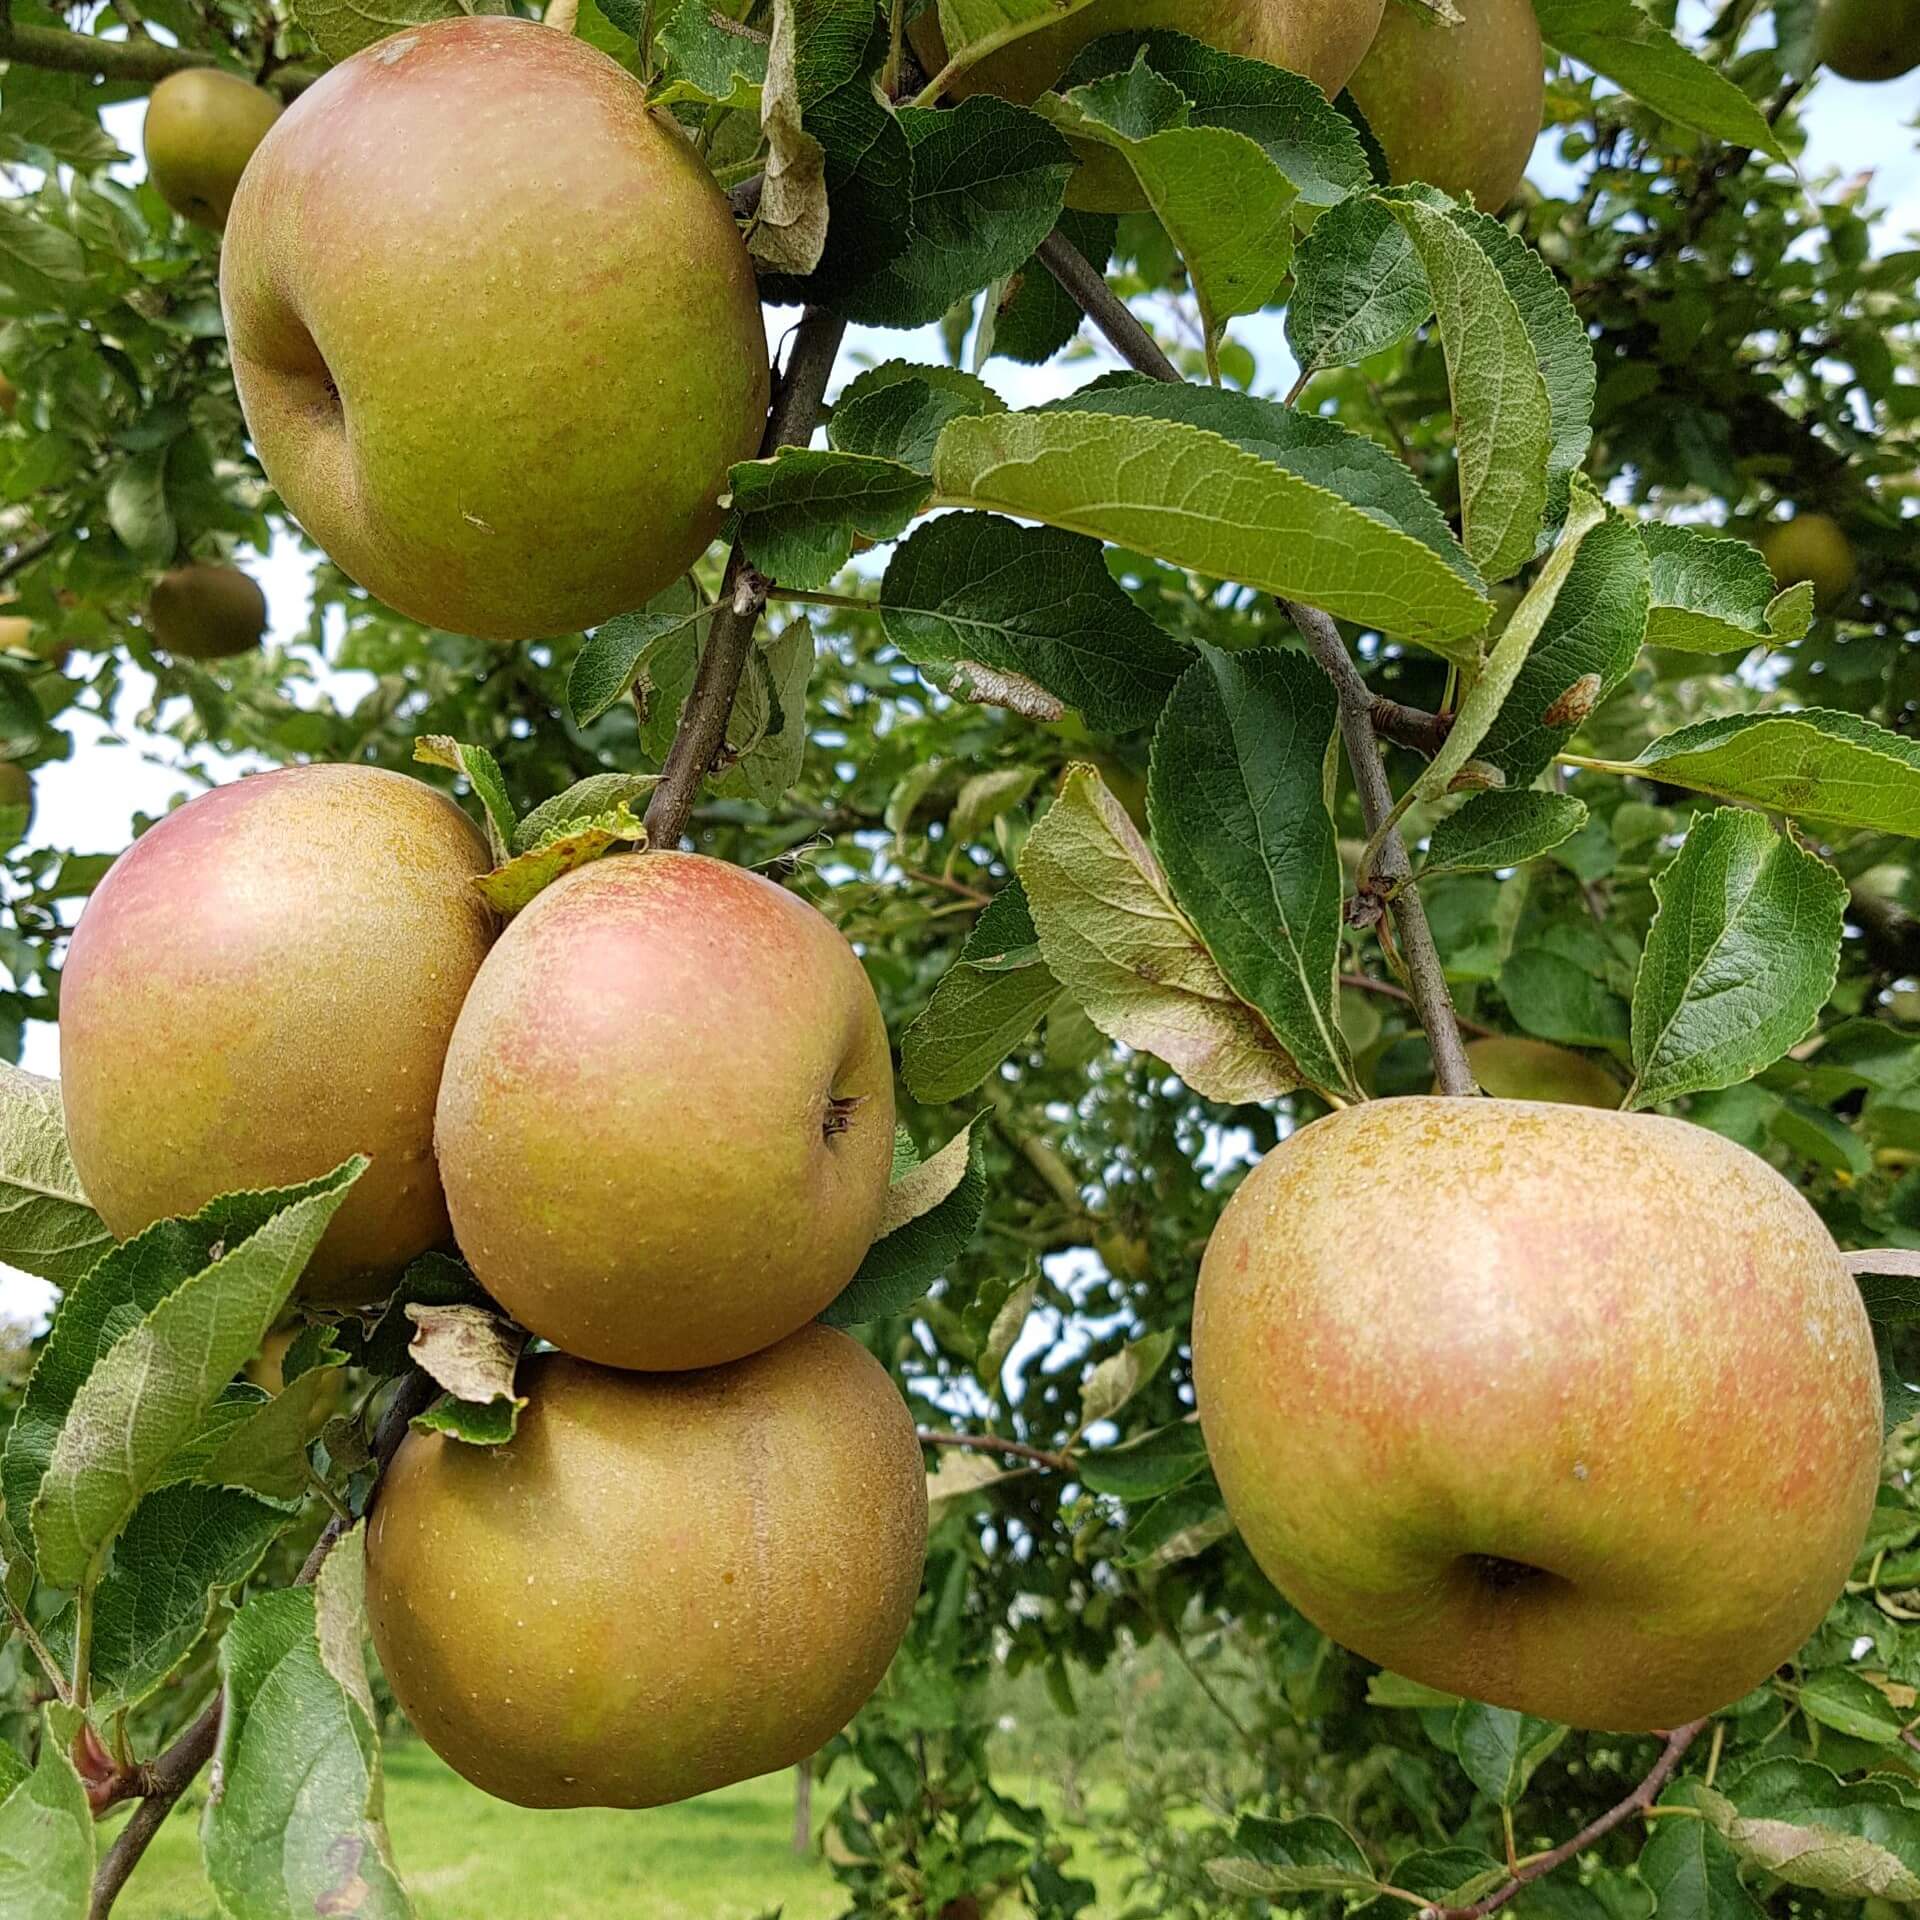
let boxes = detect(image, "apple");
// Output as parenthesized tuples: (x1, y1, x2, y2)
(435, 851, 896, 1371)
(1193, 1098, 1880, 1731)
(1346, 0, 1544, 212)
(60, 764, 496, 1302)
(1761, 513, 1855, 612)
(365, 1323, 928, 1808)
(142, 68, 282, 230)
(146, 564, 269, 659)
(1457, 1035, 1622, 1109)
(220, 17, 769, 642)
(1815, 0, 1920, 81)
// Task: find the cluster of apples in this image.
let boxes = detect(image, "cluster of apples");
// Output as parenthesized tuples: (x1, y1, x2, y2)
(57, 765, 926, 1808)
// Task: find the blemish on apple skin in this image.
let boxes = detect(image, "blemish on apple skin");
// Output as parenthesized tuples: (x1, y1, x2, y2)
(462, 512, 494, 532)
(375, 34, 419, 62)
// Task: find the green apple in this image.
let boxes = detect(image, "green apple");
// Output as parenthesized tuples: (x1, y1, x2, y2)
(220, 17, 769, 642)
(1194, 1098, 1880, 1731)
(146, 563, 268, 659)
(142, 68, 282, 230)
(1761, 513, 1856, 612)
(59, 764, 497, 1302)
(1815, 0, 1920, 81)
(366, 1325, 928, 1808)
(1347, 0, 1544, 212)
(435, 851, 897, 1371)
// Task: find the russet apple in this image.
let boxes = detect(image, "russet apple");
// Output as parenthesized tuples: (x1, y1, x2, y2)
(1194, 1099, 1880, 1731)
(1347, 0, 1544, 212)
(366, 1324, 928, 1808)
(1761, 513, 1855, 612)
(434, 851, 896, 1371)
(220, 17, 769, 642)
(60, 764, 496, 1302)
(146, 563, 268, 659)
(142, 68, 282, 230)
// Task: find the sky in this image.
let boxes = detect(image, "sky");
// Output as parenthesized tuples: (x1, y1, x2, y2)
(1, 22, 1916, 1328)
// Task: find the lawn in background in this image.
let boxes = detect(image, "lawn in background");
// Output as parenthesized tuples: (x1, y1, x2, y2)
(112, 1741, 1134, 1919)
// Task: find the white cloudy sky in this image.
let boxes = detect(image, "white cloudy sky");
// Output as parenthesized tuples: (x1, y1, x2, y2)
(1, 17, 1915, 1326)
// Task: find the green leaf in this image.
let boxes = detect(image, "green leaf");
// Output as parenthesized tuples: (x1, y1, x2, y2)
(0, 99, 129, 172)
(839, 97, 1073, 330)
(1477, 514, 1652, 784)
(290, 0, 500, 65)
(881, 515, 1190, 735)
(993, 211, 1118, 366)
(43, 1487, 285, 1711)
(1378, 1848, 1507, 1911)
(106, 450, 175, 568)
(653, 0, 767, 107)
(567, 596, 713, 731)
(718, 621, 814, 808)
(1383, 196, 1553, 582)
(196, 1361, 346, 1501)
(729, 447, 933, 590)
(1641, 524, 1813, 654)
(1210, 1813, 1381, 1896)
(1147, 646, 1353, 1101)
(1286, 187, 1444, 379)
(511, 774, 662, 854)
(1062, 30, 1371, 210)
(934, 408, 1491, 653)
(410, 736, 515, 865)
(1422, 791, 1589, 879)
(1114, 1477, 1231, 1570)
(1627, 809, 1847, 1109)
(1628, 710, 1920, 837)
(1076, 1420, 1209, 1500)
(821, 1115, 989, 1326)
(1401, 484, 1608, 823)
(0, 202, 87, 315)
(1451, 1703, 1568, 1805)
(0, 1064, 113, 1284)
(1019, 765, 1302, 1103)
(0, 1707, 93, 1920)
(1703, 1759, 1920, 1901)
(1040, 71, 1296, 363)
(473, 805, 647, 915)
(926, 0, 1098, 85)
(1075, 1328, 1175, 1433)
(1642, 1782, 1766, 1920)
(828, 363, 1006, 472)
(1533, 0, 1790, 163)
(29, 1162, 365, 1590)
(1797, 1668, 1906, 1745)
(204, 1547, 411, 1920)
(903, 881, 1064, 1104)
(1501, 944, 1631, 1049)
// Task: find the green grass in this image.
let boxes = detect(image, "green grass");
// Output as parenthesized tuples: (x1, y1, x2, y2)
(112, 1744, 1134, 1920)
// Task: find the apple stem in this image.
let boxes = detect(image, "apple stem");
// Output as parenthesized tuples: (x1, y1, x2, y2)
(1028, 228, 1478, 1098)
(1414, 1718, 1710, 1920)
(84, 1369, 440, 1920)
(642, 308, 848, 851)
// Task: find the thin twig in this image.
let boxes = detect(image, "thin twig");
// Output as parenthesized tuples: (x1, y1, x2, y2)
(1035, 231, 1179, 381)
(0, 528, 59, 589)
(1419, 1721, 1709, 1920)
(642, 307, 847, 850)
(1371, 695, 1455, 760)
(904, 867, 992, 907)
(89, 1370, 437, 1920)
(1031, 229, 1475, 1097)
(917, 1429, 1073, 1473)
(1282, 601, 1476, 1097)
(0, 22, 314, 91)
(1341, 972, 1496, 1041)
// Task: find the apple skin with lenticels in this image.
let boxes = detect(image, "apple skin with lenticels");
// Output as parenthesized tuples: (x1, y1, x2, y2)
(1192, 1098, 1881, 1731)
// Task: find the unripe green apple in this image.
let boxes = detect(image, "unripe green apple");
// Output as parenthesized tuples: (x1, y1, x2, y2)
(1347, 0, 1544, 212)
(142, 68, 282, 230)
(435, 852, 896, 1371)
(1194, 1099, 1880, 1731)
(60, 765, 496, 1302)
(1458, 1035, 1622, 1109)
(220, 17, 769, 642)
(366, 1324, 928, 1808)
(1815, 0, 1920, 81)
(1761, 513, 1855, 612)
(146, 564, 268, 660)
